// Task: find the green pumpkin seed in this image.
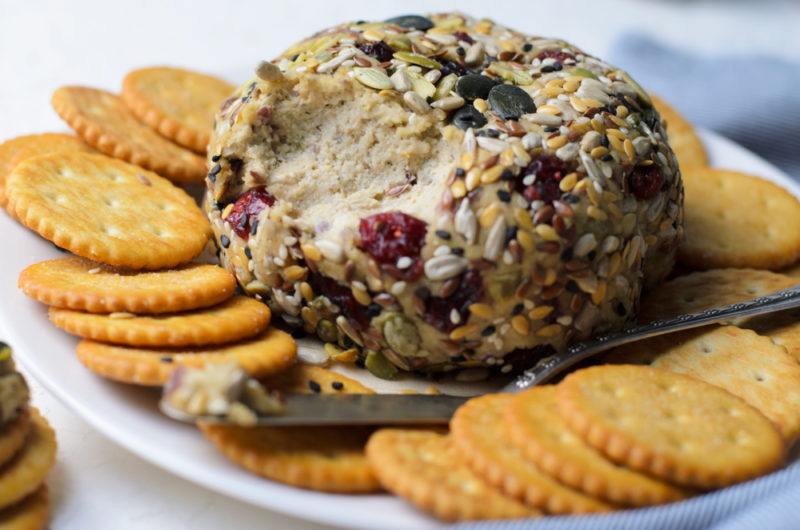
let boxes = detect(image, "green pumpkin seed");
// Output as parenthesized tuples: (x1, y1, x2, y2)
(316, 319, 339, 343)
(619, 70, 652, 107)
(365, 350, 399, 380)
(566, 67, 599, 80)
(384, 35, 412, 51)
(393, 51, 442, 70)
(384, 15, 434, 31)
(487, 62, 533, 86)
(382, 313, 422, 358)
(353, 67, 393, 90)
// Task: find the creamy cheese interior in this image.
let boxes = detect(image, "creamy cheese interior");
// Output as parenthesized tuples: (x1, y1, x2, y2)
(228, 74, 460, 233)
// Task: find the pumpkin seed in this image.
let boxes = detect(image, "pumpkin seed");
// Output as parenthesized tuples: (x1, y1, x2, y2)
(365, 349, 399, 380)
(353, 67, 393, 90)
(434, 73, 458, 100)
(393, 51, 442, 70)
(567, 67, 599, 80)
(455, 74, 498, 101)
(488, 84, 536, 120)
(487, 62, 533, 85)
(406, 70, 436, 98)
(384, 14, 434, 31)
(382, 313, 422, 358)
(316, 319, 339, 343)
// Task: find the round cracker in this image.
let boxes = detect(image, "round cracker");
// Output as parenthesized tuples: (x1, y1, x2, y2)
(651, 95, 708, 169)
(639, 268, 798, 323)
(0, 410, 31, 469)
(75, 327, 297, 386)
(366, 429, 537, 521)
(0, 133, 93, 209)
(51, 86, 206, 183)
(0, 486, 49, 530)
(743, 307, 800, 363)
(0, 410, 56, 512)
(679, 168, 800, 270)
(6, 153, 211, 270)
(122, 67, 234, 154)
(558, 365, 785, 489)
(49, 295, 270, 347)
(606, 326, 800, 443)
(19, 258, 235, 314)
(199, 423, 379, 493)
(264, 364, 375, 395)
(505, 386, 688, 506)
(451, 394, 613, 514)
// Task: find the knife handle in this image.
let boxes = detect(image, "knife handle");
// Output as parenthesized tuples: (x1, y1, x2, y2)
(502, 285, 800, 393)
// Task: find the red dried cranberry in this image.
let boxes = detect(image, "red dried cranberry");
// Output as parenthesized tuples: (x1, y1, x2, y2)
(424, 270, 484, 333)
(356, 41, 394, 63)
(358, 212, 427, 280)
(518, 155, 573, 205)
(537, 49, 576, 63)
(629, 165, 664, 200)
(453, 31, 474, 45)
(312, 274, 370, 330)
(224, 187, 275, 239)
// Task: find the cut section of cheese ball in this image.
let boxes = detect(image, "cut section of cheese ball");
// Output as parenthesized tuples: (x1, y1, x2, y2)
(204, 13, 683, 372)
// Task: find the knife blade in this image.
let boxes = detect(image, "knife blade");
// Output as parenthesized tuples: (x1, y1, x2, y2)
(160, 393, 470, 426)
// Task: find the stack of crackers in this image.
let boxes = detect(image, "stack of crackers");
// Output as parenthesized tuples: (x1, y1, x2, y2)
(2, 62, 800, 526)
(0, 344, 57, 530)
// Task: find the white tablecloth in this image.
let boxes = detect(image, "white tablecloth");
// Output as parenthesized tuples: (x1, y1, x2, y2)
(2, 1, 798, 528)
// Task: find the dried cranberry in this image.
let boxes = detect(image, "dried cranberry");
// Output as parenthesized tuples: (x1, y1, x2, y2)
(424, 270, 484, 333)
(312, 274, 370, 330)
(224, 187, 275, 239)
(356, 41, 394, 62)
(440, 60, 469, 77)
(629, 165, 664, 200)
(518, 155, 573, 204)
(537, 49, 576, 64)
(358, 212, 427, 280)
(453, 31, 474, 45)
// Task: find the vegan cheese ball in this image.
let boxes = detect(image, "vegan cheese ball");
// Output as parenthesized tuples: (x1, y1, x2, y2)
(205, 13, 683, 373)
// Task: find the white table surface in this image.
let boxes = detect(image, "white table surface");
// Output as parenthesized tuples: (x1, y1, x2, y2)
(2, 1, 799, 528)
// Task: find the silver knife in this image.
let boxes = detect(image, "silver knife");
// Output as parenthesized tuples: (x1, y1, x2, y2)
(160, 285, 800, 426)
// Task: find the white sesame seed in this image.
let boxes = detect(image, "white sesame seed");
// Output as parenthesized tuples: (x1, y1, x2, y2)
(396, 256, 413, 269)
(433, 245, 451, 257)
(450, 308, 461, 325)
(390, 281, 407, 296)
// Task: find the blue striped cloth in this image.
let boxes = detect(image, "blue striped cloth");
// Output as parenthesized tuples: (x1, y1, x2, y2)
(609, 33, 800, 179)
(452, 35, 800, 530)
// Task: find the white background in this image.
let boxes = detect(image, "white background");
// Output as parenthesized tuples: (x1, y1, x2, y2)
(1, 1, 799, 529)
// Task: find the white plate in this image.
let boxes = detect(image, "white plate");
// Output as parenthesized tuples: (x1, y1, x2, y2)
(2, 130, 797, 530)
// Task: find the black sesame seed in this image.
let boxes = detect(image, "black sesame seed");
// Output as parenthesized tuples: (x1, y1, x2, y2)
(505, 226, 518, 244)
(522, 43, 533, 52)
(355, 358, 366, 369)
(211, 154, 221, 162)
(308, 380, 322, 393)
(366, 303, 382, 318)
(220, 235, 230, 248)
(435, 230, 452, 240)
(497, 190, 511, 202)
(541, 65, 556, 73)
(451, 247, 465, 256)
(332, 381, 344, 391)
(290, 54, 299, 61)
(160, 356, 173, 363)
(563, 193, 580, 203)
(481, 325, 496, 337)
(544, 126, 558, 133)
(500, 169, 514, 181)
(456, 46, 465, 56)
(602, 154, 614, 162)
(552, 62, 563, 71)
(600, 135, 610, 147)
(250, 219, 259, 236)
(455, 167, 466, 177)
(208, 163, 221, 177)
(512, 303, 524, 315)
(244, 247, 252, 259)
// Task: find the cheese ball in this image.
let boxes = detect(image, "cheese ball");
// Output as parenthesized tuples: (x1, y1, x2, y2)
(204, 13, 683, 373)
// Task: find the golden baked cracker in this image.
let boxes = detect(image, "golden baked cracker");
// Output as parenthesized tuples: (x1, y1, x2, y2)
(19, 258, 235, 314)
(651, 94, 708, 168)
(606, 326, 800, 443)
(0, 133, 93, 209)
(0, 486, 49, 530)
(75, 327, 296, 386)
(0, 410, 30, 469)
(51, 86, 206, 183)
(451, 394, 613, 514)
(678, 168, 800, 270)
(505, 386, 688, 506)
(367, 429, 537, 521)
(199, 423, 379, 493)
(122, 67, 234, 153)
(0, 410, 56, 512)
(639, 269, 798, 323)
(264, 364, 375, 394)
(742, 307, 800, 363)
(6, 153, 211, 270)
(558, 365, 785, 489)
(49, 296, 270, 347)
